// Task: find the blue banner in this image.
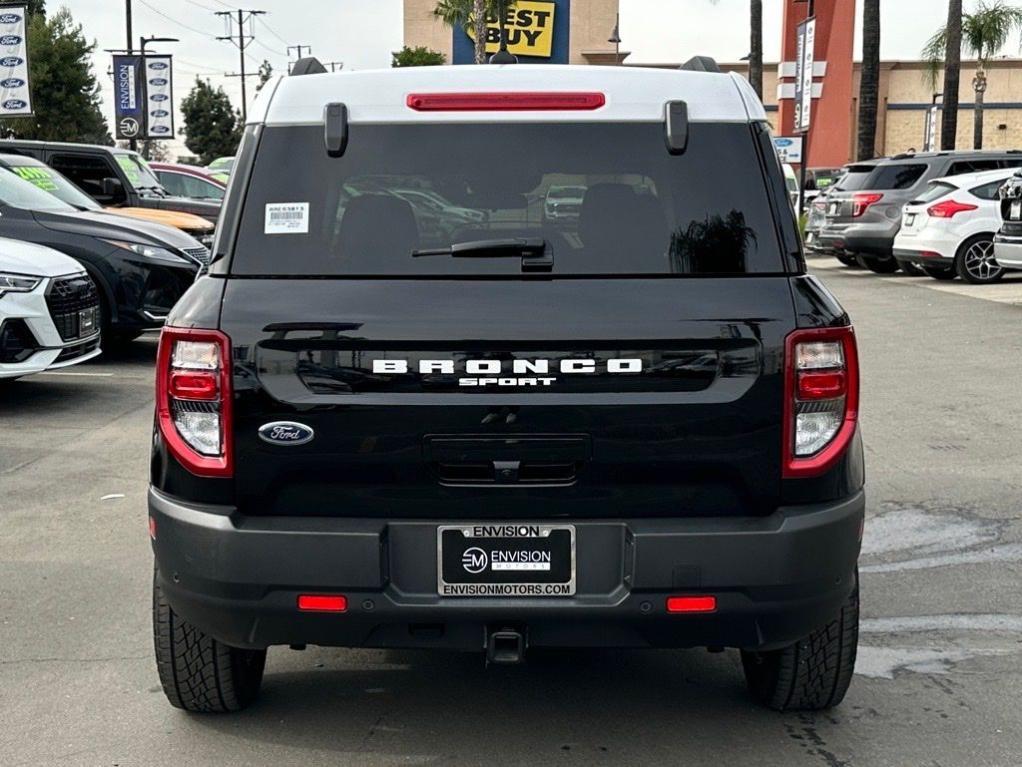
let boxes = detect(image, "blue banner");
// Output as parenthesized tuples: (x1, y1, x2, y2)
(112, 54, 144, 140)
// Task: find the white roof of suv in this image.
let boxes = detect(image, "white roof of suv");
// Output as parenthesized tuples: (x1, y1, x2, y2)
(252, 65, 767, 127)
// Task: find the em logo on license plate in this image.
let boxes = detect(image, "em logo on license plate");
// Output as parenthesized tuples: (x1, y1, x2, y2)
(79, 307, 98, 336)
(437, 524, 576, 597)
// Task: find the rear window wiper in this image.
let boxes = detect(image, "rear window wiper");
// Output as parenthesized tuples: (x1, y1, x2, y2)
(412, 238, 553, 272)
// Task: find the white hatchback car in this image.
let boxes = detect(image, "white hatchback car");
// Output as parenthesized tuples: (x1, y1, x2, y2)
(0, 236, 102, 380)
(893, 167, 1017, 284)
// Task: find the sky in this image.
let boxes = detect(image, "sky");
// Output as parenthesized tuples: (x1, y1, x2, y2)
(61, 0, 1020, 159)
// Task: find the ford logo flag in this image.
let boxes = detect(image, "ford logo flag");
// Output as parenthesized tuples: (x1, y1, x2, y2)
(150, 109, 169, 118)
(0, 55, 23, 67)
(150, 93, 168, 102)
(0, 77, 24, 88)
(149, 124, 170, 134)
(2, 98, 27, 110)
(0, 13, 22, 24)
(148, 61, 168, 71)
(148, 77, 168, 86)
(0, 34, 21, 46)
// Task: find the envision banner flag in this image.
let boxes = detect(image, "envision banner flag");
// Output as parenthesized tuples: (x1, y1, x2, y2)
(0, 5, 32, 117)
(794, 17, 816, 134)
(143, 55, 173, 139)
(112, 54, 144, 139)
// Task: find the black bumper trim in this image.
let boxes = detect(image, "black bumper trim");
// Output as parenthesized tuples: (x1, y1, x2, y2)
(149, 487, 864, 652)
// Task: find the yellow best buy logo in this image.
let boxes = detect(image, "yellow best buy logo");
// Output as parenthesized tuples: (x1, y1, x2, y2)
(468, 1, 556, 58)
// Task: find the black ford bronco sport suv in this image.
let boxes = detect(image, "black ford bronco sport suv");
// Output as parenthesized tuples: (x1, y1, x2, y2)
(149, 60, 864, 713)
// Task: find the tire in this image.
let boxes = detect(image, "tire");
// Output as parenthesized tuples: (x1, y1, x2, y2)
(741, 574, 859, 712)
(922, 266, 956, 281)
(856, 254, 900, 274)
(896, 260, 925, 276)
(835, 255, 859, 267)
(153, 568, 266, 713)
(955, 234, 1004, 284)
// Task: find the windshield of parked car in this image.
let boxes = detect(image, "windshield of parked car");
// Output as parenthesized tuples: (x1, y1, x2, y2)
(232, 122, 787, 277)
(0, 167, 78, 212)
(115, 153, 164, 192)
(863, 163, 928, 190)
(3, 163, 101, 211)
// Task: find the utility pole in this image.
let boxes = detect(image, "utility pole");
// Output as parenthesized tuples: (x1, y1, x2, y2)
(287, 44, 312, 73)
(322, 60, 344, 72)
(125, 0, 135, 151)
(216, 8, 265, 122)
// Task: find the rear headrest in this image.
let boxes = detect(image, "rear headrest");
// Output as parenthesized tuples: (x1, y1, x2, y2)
(338, 194, 419, 267)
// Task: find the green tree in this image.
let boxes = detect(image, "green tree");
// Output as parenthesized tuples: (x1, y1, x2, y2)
(857, 0, 881, 159)
(434, 0, 516, 64)
(0, 6, 111, 143)
(255, 59, 273, 93)
(180, 78, 242, 165)
(392, 45, 446, 67)
(925, 0, 1022, 149)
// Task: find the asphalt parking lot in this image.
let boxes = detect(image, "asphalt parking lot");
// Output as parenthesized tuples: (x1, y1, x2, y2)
(2, 262, 1022, 767)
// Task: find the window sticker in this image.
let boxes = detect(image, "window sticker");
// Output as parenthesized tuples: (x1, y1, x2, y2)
(265, 202, 309, 234)
(11, 165, 58, 192)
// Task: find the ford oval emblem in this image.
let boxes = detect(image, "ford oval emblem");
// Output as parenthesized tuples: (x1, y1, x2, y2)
(150, 93, 168, 102)
(0, 56, 23, 67)
(149, 77, 168, 86)
(258, 421, 314, 446)
(0, 13, 22, 24)
(1, 77, 25, 88)
(150, 109, 169, 117)
(148, 61, 168, 70)
(2, 98, 26, 110)
(0, 34, 21, 46)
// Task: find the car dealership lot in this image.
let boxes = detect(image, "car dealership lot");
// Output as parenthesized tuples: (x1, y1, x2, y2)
(2, 266, 1021, 766)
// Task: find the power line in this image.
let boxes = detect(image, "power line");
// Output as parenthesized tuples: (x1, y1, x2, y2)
(216, 8, 266, 122)
(137, 0, 218, 39)
(257, 16, 290, 47)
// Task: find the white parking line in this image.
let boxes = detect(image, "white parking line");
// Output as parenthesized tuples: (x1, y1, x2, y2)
(35, 371, 114, 378)
(809, 259, 1022, 306)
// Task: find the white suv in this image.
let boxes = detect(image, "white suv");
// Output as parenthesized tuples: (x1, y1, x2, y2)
(0, 237, 101, 380)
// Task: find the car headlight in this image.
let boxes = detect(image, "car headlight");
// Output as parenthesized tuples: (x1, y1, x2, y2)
(100, 239, 189, 265)
(0, 271, 42, 297)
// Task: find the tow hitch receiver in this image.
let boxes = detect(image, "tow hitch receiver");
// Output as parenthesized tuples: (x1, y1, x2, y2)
(487, 627, 526, 665)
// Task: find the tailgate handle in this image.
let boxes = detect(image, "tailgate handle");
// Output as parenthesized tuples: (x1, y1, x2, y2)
(424, 436, 591, 487)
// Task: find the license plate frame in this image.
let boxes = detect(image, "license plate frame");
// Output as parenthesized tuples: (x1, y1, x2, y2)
(1011, 200, 1022, 220)
(78, 307, 98, 337)
(437, 524, 576, 597)
(905, 213, 916, 227)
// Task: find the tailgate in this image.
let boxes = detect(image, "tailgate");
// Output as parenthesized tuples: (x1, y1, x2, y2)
(222, 277, 797, 519)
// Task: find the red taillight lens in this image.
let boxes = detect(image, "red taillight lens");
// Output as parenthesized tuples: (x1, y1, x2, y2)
(406, 92, 606, 112)
(783, 326, 859, 479)
(852, 193, 883, 217)
(666, 596, 717, 614)
(297, 594, 348, 613)
(927, 200, 979, 219)
(156, 327, 233, 478)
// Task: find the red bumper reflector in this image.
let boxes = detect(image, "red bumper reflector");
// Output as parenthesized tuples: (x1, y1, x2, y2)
(406, 91, 606, 112)
(168, 370, 219, 400)
(666, 595, 717, 614)
(797, 370, 847, 400)
(148, 516, 156, 540)
(297, 594, 348, 613)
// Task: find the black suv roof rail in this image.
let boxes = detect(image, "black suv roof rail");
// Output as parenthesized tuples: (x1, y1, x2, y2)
(681, 56, 721, 74)
(290, 57, 327, 76)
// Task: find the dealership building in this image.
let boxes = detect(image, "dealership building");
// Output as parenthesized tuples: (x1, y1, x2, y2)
(403, 0, 1022, 165)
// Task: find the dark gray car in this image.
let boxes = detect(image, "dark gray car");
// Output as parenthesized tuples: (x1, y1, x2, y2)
(817, 151, 1022, 273)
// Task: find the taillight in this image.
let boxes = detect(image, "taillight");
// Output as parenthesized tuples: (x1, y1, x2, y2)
(156, 327, 233, 477)
(852, 193, 883, 217)
(406, 92, 606, 112)
(783, 326, 859, 478)
(927, 200, 979, 219)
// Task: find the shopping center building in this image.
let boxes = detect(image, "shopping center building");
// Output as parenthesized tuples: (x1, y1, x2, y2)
(403, 0, 1022, 166)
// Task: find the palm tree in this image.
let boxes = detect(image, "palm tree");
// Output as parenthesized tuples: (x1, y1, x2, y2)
(924, 1, 1022, 149)
(434, 0, 513, 65)
(940, 0, 963, 150)
(857, 0, 880, 160)
(749, 0, 763, 99)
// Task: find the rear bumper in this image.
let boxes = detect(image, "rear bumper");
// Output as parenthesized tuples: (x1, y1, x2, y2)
(892, 247, 954, 267)
(818, 228, 895, 258)
(994, 235, 1022, 269)
(149, 487, 864, 653)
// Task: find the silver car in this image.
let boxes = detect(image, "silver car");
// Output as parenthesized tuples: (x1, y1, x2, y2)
(818, 151, 1022, 273)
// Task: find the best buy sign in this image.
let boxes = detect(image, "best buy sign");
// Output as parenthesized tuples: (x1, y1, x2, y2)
(467, 1, 556, 58)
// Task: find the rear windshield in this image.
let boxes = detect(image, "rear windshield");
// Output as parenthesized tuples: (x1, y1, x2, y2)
(231, 123, 786, 276)
(835, 166, 875, 192)
(914, 181, 957, 204)
(864, 163, 928, 190)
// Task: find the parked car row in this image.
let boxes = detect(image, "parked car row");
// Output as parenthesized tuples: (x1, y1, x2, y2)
(0, 141, 229, 381)
(806, 150, 1022, 284)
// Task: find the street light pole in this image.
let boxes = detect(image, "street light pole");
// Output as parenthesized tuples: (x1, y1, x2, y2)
(608, 14, 622, 65)
(125, 0, 135, 151)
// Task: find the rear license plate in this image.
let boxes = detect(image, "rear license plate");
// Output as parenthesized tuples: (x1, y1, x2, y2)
(829, 202, 840, 216)
(437, 524, 575, 597)
(1012, 200, 1022, 220)
(78, 307, 98, 336)
(905, 213, 916, 227)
